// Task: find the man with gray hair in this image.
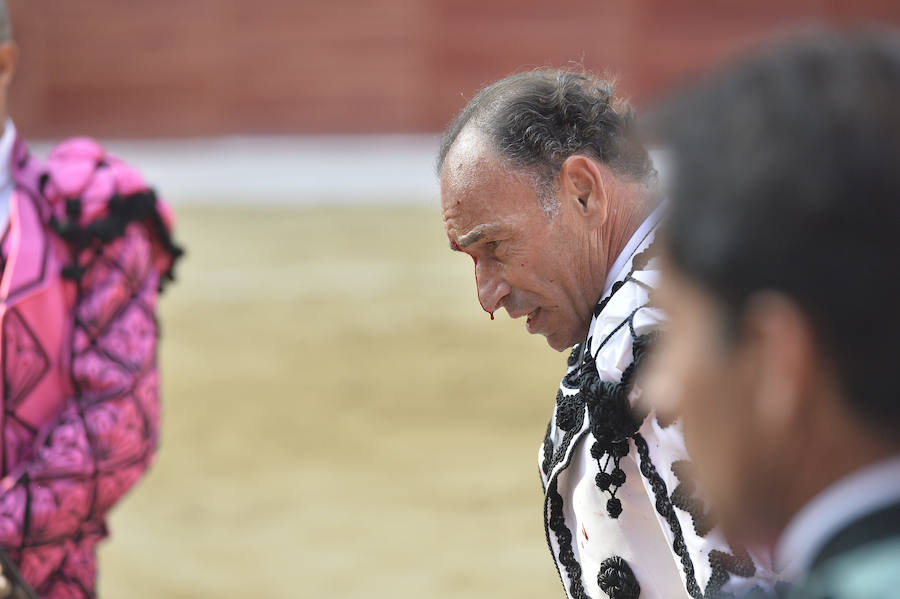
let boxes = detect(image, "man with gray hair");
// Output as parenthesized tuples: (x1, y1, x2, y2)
(438, 71, 779, 598)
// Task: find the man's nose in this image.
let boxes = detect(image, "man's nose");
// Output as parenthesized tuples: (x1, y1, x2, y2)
(476, 261, 511, 314)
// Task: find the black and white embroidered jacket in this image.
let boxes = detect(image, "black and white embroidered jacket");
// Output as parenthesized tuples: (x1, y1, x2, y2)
(538, 225, 779, 599)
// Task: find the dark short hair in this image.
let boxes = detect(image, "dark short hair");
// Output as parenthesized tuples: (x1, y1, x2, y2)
(653, 29, 900, 433)
(438, 70, 655, 208)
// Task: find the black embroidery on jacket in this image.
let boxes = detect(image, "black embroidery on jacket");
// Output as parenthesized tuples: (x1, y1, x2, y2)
(630, 239, 658, 273)
(548, 343, 593, 474)
(547, 392, 586, 472)
(593, 280, 626, 318)
(547, 477, 590, 599)
(670, 460, 716, 537)
(561, 367, 583, 390)
(582, 359, 635, 518)
(544, 234, 759, 599)
(704, 548, 757, 599)
(544, 401, 591, 599)
(633, 431, 703, 599)
(544, 236, 661, 598)
(51, 190, 184, 292)
(637, 431, 758, 598)
(597, 556, 641, 599)
(668, 462, 758, 598)
(562, 344, 585, 388)
(583, 315, 657, 518)
(567, 344, 582, 367)
(541, 422, 555, 480)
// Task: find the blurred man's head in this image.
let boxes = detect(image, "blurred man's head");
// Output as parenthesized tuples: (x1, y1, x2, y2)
(0, 1, 16, 123)
(438, 70, 655, 350)
(646, 29, 900, 547)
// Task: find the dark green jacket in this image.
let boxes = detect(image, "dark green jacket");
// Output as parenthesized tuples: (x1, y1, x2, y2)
(787, 503, 900, 599)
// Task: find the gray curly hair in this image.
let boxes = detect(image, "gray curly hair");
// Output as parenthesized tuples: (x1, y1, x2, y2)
(437, 69, 655, 212)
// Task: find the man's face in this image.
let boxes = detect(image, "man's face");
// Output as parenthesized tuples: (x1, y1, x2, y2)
(440, 131, 595, 351)
(645, 262, 775, 544)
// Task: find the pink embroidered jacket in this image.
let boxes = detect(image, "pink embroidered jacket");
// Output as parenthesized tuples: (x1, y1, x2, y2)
(0, 135, 179, 597)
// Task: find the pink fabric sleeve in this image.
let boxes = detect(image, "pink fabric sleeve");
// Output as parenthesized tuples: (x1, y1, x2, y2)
(0, 221, 165, 597)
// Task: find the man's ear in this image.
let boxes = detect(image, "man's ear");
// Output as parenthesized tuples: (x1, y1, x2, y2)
(0, 42, 17, 93)
(559, 155, 608, 222)
(739, 292, 816, 434)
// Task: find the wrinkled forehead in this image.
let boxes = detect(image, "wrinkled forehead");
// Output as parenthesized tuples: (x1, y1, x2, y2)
(440, 128, 497, 199)
(440, 128, 540, 225)
(439, 126, 555, 251)
(441, 134, 499, 228)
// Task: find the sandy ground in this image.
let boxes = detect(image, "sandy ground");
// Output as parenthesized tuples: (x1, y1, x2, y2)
(95, 206, 567, 598)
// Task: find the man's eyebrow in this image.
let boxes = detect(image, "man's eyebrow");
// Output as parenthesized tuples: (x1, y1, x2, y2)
(455, 224, 499, 249)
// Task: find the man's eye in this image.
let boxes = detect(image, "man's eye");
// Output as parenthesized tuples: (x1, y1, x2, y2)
(486, 240, 501, 250)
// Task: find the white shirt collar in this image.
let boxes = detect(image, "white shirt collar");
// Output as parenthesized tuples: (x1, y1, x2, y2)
(0, 119, 16, 231)
(601, 200, 666, 296)
(0, 118, 15, 188)
(774, 453, 900, 580)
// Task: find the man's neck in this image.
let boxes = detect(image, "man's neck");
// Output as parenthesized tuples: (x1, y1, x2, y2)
(574, 183, 655, 335)
(782, 440, 900, 528)
(599, 187, 652, 286)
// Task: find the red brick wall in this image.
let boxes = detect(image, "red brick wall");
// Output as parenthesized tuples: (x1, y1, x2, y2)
(7, 0, 900, 138)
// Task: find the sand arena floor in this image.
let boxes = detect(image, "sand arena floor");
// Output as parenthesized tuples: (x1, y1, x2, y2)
(96, 206, 566, 598)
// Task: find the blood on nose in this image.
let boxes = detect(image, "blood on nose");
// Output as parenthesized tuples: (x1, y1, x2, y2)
(451, 239, 494, 320)
(473, 255, 494, 320)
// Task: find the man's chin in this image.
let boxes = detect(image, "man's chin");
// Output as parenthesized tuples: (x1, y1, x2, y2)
(534, 321, 587, 352)
(542, 330, 576, 352)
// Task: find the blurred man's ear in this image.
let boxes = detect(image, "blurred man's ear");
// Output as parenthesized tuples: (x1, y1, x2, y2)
(740, 292, 816, 435)
(0, 41, 17, 93)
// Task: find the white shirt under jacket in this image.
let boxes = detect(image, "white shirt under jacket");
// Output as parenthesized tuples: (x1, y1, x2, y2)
(538, 206, 780, 599)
